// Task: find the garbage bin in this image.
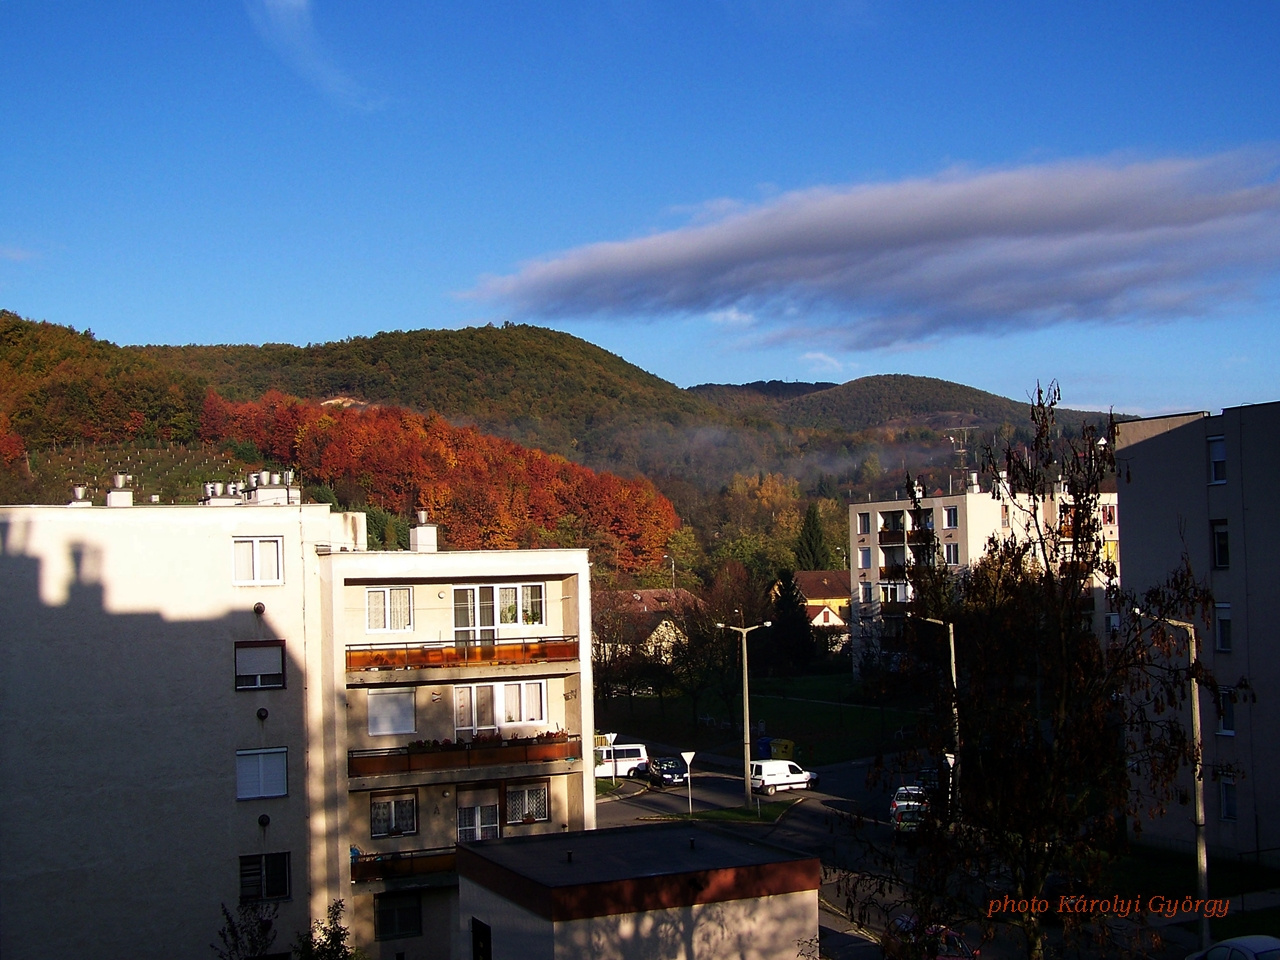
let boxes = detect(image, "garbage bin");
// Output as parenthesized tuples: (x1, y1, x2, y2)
(755, 737, 774, 760)
(770, 739, 794, 760)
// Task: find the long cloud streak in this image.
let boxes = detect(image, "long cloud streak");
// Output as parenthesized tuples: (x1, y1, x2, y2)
(470, 153, 1280, 347)
(244, 0, 380, 110)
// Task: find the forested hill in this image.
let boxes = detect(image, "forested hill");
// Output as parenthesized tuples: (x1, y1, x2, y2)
(134, 325, 734, 469)
(692, 374, 1108, 433)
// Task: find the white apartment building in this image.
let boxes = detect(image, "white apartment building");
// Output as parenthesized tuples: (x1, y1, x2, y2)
(1117, 404, 1279, 864)
(849, 473, 1119, 632)
(0, 478, 594, 960)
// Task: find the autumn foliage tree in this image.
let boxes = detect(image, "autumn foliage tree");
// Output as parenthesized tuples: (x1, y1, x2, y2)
(198, 390, 679, 572)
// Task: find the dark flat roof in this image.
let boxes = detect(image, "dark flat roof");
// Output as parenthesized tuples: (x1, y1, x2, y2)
(461, 821, 810, 887)
(458, 822, 820, 921)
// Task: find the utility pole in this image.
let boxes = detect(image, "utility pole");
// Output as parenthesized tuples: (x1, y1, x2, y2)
(716, 621, 771, 806)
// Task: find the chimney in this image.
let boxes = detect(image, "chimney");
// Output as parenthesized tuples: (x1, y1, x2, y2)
(410, 510, 438, 553)
(966, 471, 980, 494)
(68, 484, 92, 508)
(106, 474, 134, 508)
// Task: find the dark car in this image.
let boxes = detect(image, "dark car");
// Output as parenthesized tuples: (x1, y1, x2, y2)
(647, 756, 688, 788)
(1186, 936, 1280, 960)
(882, 916, 979, 960)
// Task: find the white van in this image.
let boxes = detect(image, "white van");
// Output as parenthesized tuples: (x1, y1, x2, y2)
(594, 743, 649, 778)
(750, 759, 818, 795)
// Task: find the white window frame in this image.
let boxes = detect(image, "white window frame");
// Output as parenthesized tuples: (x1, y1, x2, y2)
(455, 583, 547, 642)
(507, 783, 549, 824)
(943, 542, 960, 566)
(367, 587, 413, 633)
(1217, 686, 1236, 736)
(457, 803, 499, 841)
(1220, 776, 1237, 821)
(240, 851, 291, 901)
(236, 747, 288, 799)
(857, 512, 871, 535)
(1215, 603, 1232, 652)
(233, 537, 284, 585)
(370, 793, 417, 838)
(1208, 436, 1226, 485)
(858, 548, 871, 570)
(859, 582, 873, 603)
(235, 640, 285, 690)
(456, 680, 546, 739)
(943, 506, 958, 529)
(368, 689, 416, 737)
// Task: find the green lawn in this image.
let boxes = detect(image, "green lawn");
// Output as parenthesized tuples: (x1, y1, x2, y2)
(596, 688, 924, 766)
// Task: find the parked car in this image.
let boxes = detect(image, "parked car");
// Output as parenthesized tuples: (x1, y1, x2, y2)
(594, 743, 649, 778)
(1186, 936, 1280, 960)
(882, 916, 980, 960)
(892, 801, 927, 834)
(647, 756, 688, 789)
(890, 785, 927, 818)
(750, 759, 819, 795)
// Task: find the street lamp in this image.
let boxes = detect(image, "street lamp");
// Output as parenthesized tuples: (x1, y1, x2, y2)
(681, 750, 696, 817)
(716, 620, 772, 806)
(921, 616, 961, 818)
(1134, 609, 1209, 951)
(662, 554, 675, 590)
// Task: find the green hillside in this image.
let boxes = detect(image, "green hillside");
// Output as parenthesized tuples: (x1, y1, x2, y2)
(134, 325, 735, 471)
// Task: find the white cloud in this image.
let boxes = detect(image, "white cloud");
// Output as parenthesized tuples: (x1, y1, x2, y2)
(707, 306, 755, 327)
(470, 151, 1280, 347)
(0, 247, 34, 262)
(244, 0, 383, 110)
(801, 351, 845, 374)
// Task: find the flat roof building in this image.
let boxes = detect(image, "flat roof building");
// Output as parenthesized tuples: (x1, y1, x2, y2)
(0, 478, 594, 959)
(457, 822, 820, 960)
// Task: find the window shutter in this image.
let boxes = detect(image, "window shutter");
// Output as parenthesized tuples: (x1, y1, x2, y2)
(261, 751, 287, 797)
(236, 645, 283, 682)
(237, 753, 263, 799)
(368, 690, 415, 736)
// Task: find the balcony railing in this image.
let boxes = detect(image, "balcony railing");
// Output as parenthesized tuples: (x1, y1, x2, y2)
(346, 637, 578, 672)
(878, 565, 908, 581)
(878, 529, 906, 544)
(349, 735, 582, 778)
(351, 846, 456, 883)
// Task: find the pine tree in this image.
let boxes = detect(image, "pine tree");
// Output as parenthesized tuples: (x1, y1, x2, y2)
(794, 502, 833, 570)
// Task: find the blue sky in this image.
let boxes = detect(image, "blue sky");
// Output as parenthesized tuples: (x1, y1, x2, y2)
(3, 2, 1280, 415)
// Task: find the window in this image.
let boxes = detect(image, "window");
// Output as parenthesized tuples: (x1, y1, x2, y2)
(1100, 504, 1117, 525)
(368, 689, 415, 736)
(456, 584, 546, 641)
(236, 748, 287, 799)
(1215, 604, 1232, 652)
(1220, 776, 1237, 821)
(1001, 504, 1010, 528)
(943, 506, 958, 529)
(1104, 612, 1121, 637)
(240, 852, 290, 901)
(880, 583, 899, 603)
(233, 537, 283, 584)
(457, 803, 499, 841)
(371, 794, 417, 838)
(374, 891, 422, 941)
(367, 587, 412, 632)
(235, 641, 285, 690)
(1212, 521, 1230, 569)
(1208, 436, 1226, 484)
(859, 582, 873, 603)
(1217, 687, 1236, 736)
(472, 918, 493, 960)
(858, 548, 871, 569)
(857, 512, 871, 535)
(456, 681, 544, 738)
(944, 543, 960, 565)
(507, 783, 549, 823)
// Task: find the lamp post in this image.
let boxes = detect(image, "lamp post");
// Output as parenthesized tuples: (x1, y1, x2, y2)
(1135, 610, 1209, 951)
(663, 553, 675, 590)
(716, 620, 771, 806)
(922, 617, 960, 818)
(605, 731, 618, 787)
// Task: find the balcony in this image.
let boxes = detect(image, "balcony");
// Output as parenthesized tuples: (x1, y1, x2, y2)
(346, 637, 578, 672)
(878, 565, 908, 581)
(349, 734, 582, 778)
(878, 529, 906, 545)
(351, 846, 456, 883)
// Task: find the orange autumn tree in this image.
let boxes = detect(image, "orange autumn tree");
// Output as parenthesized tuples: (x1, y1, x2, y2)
(199, 390, 678, 572)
